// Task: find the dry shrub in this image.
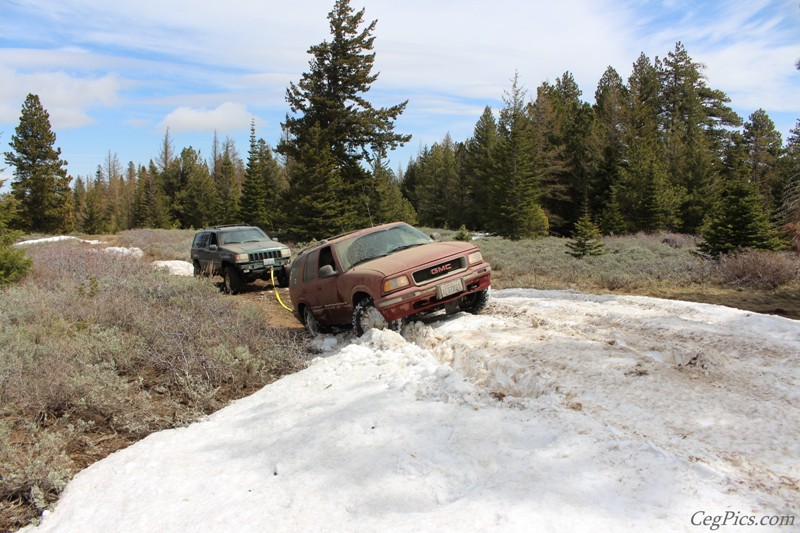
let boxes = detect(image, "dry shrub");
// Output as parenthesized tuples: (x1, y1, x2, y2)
(710, 250, 799, 289)
(0, 423, 74, 528)
(114, 228, 196, 260)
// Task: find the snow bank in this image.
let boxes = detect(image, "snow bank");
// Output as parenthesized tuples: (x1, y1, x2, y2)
(26, 290, 800, 532)
(152, 260, 194, 276)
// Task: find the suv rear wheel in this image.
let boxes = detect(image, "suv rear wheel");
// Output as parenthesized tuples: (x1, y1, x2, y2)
(303, 306, 327, 336)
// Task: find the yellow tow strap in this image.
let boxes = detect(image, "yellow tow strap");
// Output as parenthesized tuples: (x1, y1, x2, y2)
(269, 267, 294, 312)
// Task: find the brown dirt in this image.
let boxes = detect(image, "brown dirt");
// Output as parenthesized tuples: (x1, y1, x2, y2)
(226, 279, 305, 331)
(644, 284, 800, 320)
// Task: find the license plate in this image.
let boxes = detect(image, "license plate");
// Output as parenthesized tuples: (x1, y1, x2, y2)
(437, 278, 464, 299)
(263, 258, 275, 266)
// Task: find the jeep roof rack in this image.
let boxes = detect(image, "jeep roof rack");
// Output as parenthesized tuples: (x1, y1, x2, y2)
(207, 224, 250, 229)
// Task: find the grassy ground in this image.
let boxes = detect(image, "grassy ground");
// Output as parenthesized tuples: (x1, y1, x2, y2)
(432, 228, 800, 320)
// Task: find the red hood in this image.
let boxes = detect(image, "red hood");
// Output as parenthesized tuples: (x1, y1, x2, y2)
(350, 241, 477, 277)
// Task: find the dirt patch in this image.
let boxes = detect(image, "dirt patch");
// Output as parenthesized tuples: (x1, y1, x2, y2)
(646, 284, 800, 320)
(226, 279, 305, 332)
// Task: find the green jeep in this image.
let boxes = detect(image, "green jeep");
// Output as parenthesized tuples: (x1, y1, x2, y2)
(191, 225, 291, 293)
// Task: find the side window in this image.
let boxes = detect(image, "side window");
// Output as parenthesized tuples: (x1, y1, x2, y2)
(209, 233, 217, 246)
(193, 232, 209, 248)
(319, 246, 335, 272)
(303, 250, 320, 283)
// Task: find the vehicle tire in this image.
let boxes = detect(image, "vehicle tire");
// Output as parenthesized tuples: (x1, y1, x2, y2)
(303, 306, 326, 336)
(459, 288, 489, 314)
(222, 265, 243, 294)
(277, 270, 290, 288)
(352, 297, 400, 336)
(193, 260, 202, 277)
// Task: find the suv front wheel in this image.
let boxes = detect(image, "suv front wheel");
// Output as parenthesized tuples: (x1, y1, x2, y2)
(459, 288, 489, 314)
(222, 265, 243, 294)
(352, 297, 402, 336)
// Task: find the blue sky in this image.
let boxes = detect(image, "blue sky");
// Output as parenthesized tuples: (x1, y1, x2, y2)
(1, 0, 799, 185)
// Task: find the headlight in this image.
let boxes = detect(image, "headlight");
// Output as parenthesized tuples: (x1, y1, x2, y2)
(234, 253, 250, 263)
(467, 251, 483, 265)
(280, 247, 291, 258)
(383, 275, 410, 294)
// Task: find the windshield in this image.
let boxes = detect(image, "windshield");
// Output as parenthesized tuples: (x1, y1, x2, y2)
(220, 227, 269, 244)
(334, 224, 432, 271)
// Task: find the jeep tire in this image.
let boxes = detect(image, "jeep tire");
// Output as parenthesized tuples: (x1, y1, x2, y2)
(222, 265, 243, 294)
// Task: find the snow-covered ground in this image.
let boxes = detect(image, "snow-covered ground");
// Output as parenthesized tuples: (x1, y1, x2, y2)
(24, 289, 800, 533)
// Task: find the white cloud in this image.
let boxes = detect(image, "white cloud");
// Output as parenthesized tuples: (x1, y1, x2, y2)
(0, 63, 122, 128)
(158, 102, 257, 133)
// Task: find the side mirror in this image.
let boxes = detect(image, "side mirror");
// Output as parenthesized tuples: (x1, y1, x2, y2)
(319, 265, 338, 279)
(429, 232, 441, 242)
(209, 244, 218, 251)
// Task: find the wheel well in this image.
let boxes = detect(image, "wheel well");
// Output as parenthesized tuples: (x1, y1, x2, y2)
(352, 291, 371, 308)
(297, 303, 308, 324)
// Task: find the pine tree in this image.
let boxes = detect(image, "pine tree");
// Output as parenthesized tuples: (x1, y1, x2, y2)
(658, 42, 740, 233)
(173, 147, 215, 229)
(72, 176, 86, 222)
(529, 82, 568, 230)
(278, 0, 411, 236)
(4, 94, 74, 233)
(100, 151, 126, 232)
(775, 121, 800, 230)
(211, 136, 245, 226)
(548, 72, 596, 234)
(489, 73, 548, 240)
(591, 66, 628, 217)
(257, 139, 286, 231)
(0, 148, 31, 284)
(742, 109, 783, 210)
(372, 156, 417, 225)
(699, 136, 781, 256)
(415, 136, 460, 228)
(217, 153, 240, 225)
(282, 124, 346, 241)
(566, 214, 605, 258)
(463, 107, 498, 230)
(615, 53, 683, 232)
(699, 177, 782, 256)
(241, 124, 270, 230)
(0, 197, 31, 285)
(598, 187, 628, 235)
(132, 163, 171, 229)
(80, 174, 109, 234)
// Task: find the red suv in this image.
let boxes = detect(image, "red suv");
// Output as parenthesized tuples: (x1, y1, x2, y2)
(288, 222, 492, 335)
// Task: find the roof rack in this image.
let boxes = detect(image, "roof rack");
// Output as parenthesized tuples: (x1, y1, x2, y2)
(208, 224, 249, 229)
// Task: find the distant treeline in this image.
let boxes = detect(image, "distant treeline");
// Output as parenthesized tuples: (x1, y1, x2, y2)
(2, 0, 799, 255)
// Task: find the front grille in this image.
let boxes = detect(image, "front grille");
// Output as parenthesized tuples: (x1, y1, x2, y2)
(412, 257, 466, 284)
(249, 250, 282, 262)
